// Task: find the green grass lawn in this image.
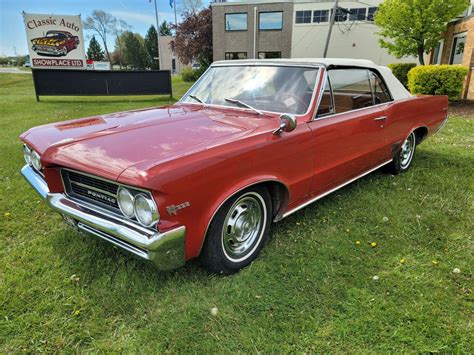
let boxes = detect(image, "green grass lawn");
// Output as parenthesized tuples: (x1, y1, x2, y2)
(0, 73, 472, 352)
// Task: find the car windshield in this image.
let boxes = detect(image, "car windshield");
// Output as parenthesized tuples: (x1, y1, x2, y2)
(46, 32, 62, 37)
(181, 65, 319, 115)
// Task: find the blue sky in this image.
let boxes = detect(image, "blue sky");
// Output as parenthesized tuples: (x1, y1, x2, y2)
(0, 0, 210, 56)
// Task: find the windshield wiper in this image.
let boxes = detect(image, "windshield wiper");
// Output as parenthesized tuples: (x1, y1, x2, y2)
(224, 97, 263, 116)
(189, 94, 206, 107)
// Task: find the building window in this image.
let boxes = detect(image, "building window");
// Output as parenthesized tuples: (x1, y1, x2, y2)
(349, 8, 367, 21)
(225, 13, 247, 31)
(367, 7, 377, 21)
(333, 8, 348, 22)
(295, 10, 312, 24)
(450, 33, 467, 64)
(259, 12, 283, 30)
(225, 52, 247, 60)
(431, 40, 444, 64)
(258, 52, 282, 59)
(313, 10, 329, 23)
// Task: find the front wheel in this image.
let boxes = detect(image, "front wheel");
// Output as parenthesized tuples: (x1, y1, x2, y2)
(199, 186, 272, 274)
(386, 131, 416, 174)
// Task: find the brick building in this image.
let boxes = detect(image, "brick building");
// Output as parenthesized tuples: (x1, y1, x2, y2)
(430, 3, 474, 99)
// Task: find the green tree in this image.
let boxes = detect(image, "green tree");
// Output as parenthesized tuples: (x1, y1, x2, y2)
(144, 25, 160, 69)
(113, 20, 132, 69)
(83, 10, 117, 62)
(87, 36, 105, 61)
(172, 7, 212, 67)
(159, 21, 172, 36)
(122, 31, 151, 70)
(375, 0, 469, 65)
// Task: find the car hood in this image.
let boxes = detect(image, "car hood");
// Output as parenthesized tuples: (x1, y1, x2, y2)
(21, 104, 273, 180)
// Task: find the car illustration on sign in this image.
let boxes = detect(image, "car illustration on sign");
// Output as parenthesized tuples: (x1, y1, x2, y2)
(31, 30, 79, 56)
(20, 59, 449, 274)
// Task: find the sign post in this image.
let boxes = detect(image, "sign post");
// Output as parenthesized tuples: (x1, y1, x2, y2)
(23, 12, 86, 69)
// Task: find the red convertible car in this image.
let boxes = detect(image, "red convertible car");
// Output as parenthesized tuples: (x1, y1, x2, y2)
(31, 30, 79, 56)
(20, 59, 448, 274)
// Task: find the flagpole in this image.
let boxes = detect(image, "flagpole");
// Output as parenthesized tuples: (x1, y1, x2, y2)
(173, 0, 178, 32)
(153, 0, 163, 70)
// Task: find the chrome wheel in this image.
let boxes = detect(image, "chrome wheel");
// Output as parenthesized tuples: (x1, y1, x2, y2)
(221, 192, 266, 262)
(400, 132, 415, 169)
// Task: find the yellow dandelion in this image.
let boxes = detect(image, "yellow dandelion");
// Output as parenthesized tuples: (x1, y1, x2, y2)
(355, 240, 361, 245)
(73, 310, 80, 316)
(4, 212, 11, 217)
(400, 258, 405, 264)
(370, 242, 377, 248)
(432, 260, 438, 265)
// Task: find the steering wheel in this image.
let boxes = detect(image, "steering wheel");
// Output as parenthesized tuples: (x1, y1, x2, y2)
(276, 92, 307, 112)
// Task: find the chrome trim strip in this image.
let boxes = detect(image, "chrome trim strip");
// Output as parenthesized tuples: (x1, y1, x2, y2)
(280, 159, 392, 219)
(437, 116, 448, 133)
(211, 61, 324, 68)
(21, 165, 185, 270)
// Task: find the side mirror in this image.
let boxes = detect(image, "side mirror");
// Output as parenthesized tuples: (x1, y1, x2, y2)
(273, 114, 297, 135)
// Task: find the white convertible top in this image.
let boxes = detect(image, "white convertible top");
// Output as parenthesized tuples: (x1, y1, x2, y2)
(212, 58, 412, 100)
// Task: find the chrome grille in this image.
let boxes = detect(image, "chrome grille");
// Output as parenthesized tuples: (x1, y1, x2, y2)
(62, 169, 120, 212)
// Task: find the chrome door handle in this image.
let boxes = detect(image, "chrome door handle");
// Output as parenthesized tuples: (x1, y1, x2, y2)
(373, 116, 387, 121)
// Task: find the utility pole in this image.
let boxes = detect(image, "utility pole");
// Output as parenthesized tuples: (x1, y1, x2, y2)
(13, 46, 18, 66)
(153, 0, 163, 70)
(323, 0, 338, 58)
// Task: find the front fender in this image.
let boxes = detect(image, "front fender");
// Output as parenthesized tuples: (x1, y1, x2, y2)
(196, 175, 290, 255)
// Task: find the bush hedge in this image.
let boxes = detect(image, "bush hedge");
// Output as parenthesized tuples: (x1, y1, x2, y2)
(407, 65, 469, 100)
(181, 66, 206, 82)
(387, 63, 417, 88)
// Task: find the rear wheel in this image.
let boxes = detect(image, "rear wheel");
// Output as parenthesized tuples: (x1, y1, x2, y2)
(200, 186, 272, 274)
(386, 131, 416, 174)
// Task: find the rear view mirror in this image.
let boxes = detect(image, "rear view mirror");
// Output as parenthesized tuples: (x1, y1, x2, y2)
(273, 114, 297, 135)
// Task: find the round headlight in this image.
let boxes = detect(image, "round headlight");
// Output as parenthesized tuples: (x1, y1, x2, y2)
(31, 150, 42, 171)
(23, 145, 32, 165)
(117, 187, 135, 218)
(134, 194, 159, 227)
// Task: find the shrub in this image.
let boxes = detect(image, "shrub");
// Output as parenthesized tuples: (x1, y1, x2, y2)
(181, 66, 206, 82)
(407, 65, 469, 100)
(387, 63, 417, 88)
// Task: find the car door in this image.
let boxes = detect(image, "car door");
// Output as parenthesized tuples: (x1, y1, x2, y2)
(307, 68, 392, 196)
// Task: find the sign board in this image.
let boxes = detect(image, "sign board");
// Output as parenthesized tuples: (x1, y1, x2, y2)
(23, 12, 86, 69)
(31, 70, 173, 101)
(85, 60, 111, 71)
(93, 61, 111, 71)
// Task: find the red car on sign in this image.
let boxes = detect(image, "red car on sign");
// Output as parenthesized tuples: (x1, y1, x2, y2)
(31, 30, 79, 56)
(20, 59, 448, 274)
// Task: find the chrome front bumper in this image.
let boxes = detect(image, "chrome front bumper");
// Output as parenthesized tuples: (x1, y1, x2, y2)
(21, 165, 186, 270)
